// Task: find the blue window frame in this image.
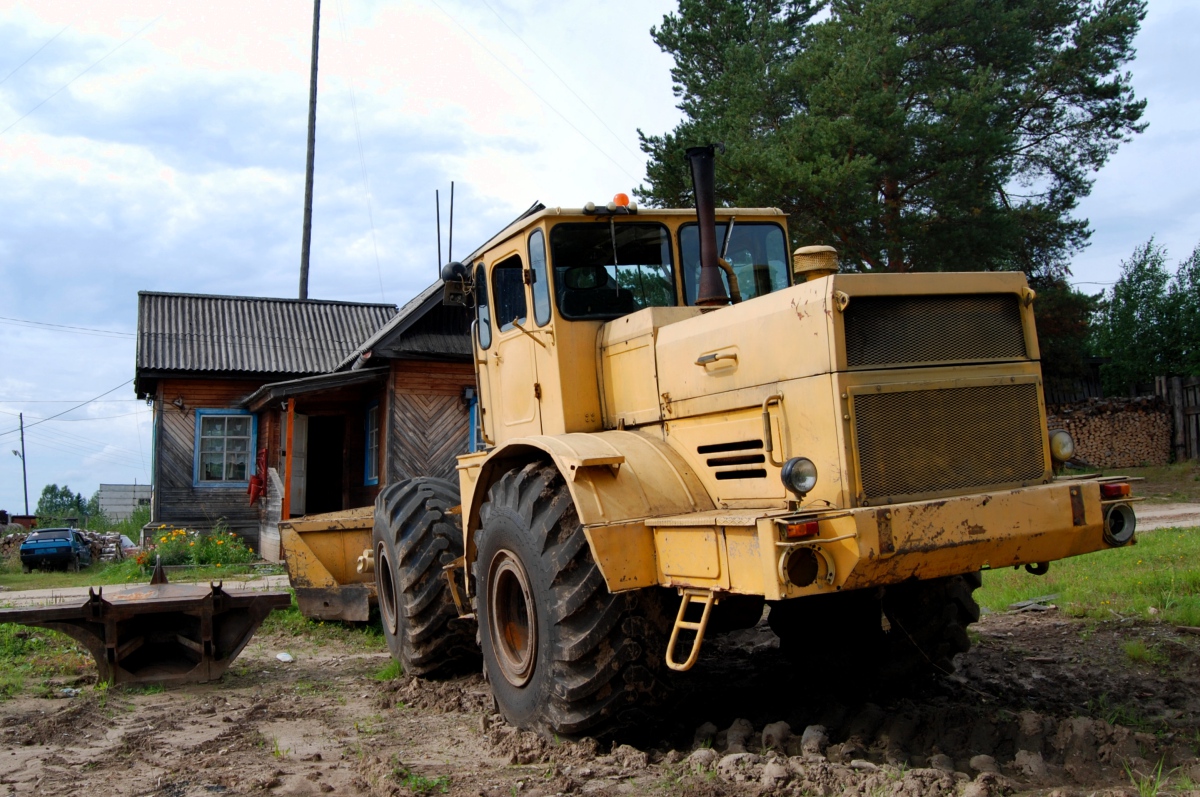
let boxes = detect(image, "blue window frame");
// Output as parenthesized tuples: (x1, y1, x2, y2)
(193, 409, 256, 487)
(365, 401, 380, 486)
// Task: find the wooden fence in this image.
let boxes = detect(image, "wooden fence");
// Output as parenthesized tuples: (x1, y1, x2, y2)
(1156, 376, 1200, 461)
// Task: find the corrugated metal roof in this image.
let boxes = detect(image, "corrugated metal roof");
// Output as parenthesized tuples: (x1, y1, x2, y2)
(136, 292, 396, 376)
(336, 281, 470, 369)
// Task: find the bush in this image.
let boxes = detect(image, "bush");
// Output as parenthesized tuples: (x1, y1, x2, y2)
(137, 521, 257, 570)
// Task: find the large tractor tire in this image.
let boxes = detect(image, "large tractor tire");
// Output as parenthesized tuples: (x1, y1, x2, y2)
(373, 478, 479, 677)
(474, 462, 673, 737)
(769, 572, 980, 684)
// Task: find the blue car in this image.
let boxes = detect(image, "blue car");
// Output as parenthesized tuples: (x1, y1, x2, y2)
(19, 528, 92, 572)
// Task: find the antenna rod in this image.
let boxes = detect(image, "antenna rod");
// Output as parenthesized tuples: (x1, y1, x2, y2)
(448, 181, 455, 263)
(298, 0, 321, 300)
(436, 189, 442, 272)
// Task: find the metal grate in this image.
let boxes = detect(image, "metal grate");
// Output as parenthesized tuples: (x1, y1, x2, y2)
(853, 383, 1045, 502)
(843, 295, 1027, 368)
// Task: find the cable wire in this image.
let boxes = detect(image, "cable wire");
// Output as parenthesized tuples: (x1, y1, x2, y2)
(0, 378, 133, 437)
(427, 0, 639, 183)
(0, 23, 71, 87)
(0, 15, 161, 136)
(0, 315, 134, 338)
(335, 0, 386, 303)
(476, 0, 641, 163)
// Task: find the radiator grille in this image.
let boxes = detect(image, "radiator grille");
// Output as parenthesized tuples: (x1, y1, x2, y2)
(844, 295, 1026, 368)
(853, 383, 1045, 502)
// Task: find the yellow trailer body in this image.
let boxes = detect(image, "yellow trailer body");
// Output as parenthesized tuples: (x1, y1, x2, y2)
(279, 506, 375, 622)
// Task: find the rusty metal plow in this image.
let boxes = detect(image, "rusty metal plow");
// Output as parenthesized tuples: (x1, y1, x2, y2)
(0, 578, 291, 685)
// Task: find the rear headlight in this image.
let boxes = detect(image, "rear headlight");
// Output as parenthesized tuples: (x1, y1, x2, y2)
(1103, 503, 1136, 546)
(1048, 429, 1075, 463)
(781, 457, 818, 497)
(1100, 482, 1131, 499)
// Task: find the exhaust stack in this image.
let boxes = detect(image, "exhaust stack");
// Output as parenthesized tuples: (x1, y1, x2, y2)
(686, 145, 730, 307)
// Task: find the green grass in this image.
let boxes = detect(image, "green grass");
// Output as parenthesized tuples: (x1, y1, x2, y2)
(0, 622, 93, 699)
(373, 659, 404, 681)
(258, 595, 387, 652)
(0, 558, 274, 591)
(1123, 639, 1169, 665)
(976, 526, 1200, 627)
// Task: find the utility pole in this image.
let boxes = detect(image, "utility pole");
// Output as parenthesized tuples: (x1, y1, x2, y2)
(298, 0, 321, 300)
(18, 413, 28, 515)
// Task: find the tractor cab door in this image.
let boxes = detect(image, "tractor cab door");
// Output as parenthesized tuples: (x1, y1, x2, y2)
(483, 253, 543, 442)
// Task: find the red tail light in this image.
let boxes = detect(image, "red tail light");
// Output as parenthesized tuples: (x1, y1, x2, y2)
(1100, 482, 1131, 499)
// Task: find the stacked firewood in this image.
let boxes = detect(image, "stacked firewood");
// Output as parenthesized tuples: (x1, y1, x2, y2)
(1047, 396, 1171, 469)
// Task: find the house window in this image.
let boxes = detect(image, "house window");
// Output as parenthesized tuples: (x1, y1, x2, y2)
(193, 410, 255, 486)
(365, 402, 380, 486)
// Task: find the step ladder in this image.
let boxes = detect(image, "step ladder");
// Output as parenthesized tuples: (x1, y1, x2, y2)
(665, 588, 718, 672)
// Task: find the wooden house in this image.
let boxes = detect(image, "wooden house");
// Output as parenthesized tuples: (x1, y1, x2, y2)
(134, 286, 475, 559)
(134, 292, 397, 549)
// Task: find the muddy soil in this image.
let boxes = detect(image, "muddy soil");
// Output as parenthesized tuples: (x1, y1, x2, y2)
(2, 608, 1198, 797)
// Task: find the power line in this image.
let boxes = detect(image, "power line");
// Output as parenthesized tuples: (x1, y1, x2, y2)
(335, 0, 386, 303)
(0, 315, 134, 338)
(427, 0, 640, 183)
(0, 24, 71, 87)
(476, 0, 642, 163)
(0, 379, 133, 438)
(0, 15, 160, 136)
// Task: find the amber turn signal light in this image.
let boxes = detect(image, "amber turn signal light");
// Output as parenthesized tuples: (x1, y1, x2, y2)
(786, 520, 819, 539)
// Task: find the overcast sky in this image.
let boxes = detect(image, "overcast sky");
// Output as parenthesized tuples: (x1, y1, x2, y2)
(0, 0, 1196, 516)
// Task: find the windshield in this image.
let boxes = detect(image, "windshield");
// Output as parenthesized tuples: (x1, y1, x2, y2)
(549, 222, 675, 320)
(27, 530, 70, 541)
(680, 222, 790, 305)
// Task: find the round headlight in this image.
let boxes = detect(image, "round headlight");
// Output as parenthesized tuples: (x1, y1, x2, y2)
(781, 457, 818, 496)
(1049, 429, 1075, 463)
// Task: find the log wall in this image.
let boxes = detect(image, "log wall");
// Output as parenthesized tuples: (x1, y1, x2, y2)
(154, 378, 264, 548)
(1047, 396, 1172, 469)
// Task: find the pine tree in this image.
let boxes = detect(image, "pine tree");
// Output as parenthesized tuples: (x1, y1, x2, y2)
(639, 0, 1147, 278)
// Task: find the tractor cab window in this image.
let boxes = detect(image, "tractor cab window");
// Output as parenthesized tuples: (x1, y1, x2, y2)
(475, 263, 492, 349)
(550, 222, 675, 320)
(680, 222, 790, 305)
(492, 255, 527, 332)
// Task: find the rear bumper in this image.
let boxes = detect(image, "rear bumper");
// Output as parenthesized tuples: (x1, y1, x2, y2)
(830, 479, 1121, 592)
(625, 478, 1130, 600)
(20, 550, 74, 568)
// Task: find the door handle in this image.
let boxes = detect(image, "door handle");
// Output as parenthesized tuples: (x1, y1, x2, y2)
(695, 352, 738, 367)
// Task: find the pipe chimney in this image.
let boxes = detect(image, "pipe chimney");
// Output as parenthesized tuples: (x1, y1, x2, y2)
(686, 145, 729, 307)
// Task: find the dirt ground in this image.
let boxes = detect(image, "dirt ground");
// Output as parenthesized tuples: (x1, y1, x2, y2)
(2, 603, 1198, 797)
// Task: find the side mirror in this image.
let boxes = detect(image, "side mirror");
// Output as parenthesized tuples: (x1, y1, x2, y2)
(441, 261, 472, 307)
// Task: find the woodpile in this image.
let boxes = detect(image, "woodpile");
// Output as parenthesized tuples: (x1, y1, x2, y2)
(1048, 396, 1171, 469)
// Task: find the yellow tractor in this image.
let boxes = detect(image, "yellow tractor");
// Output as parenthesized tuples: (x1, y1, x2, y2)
(368, 146, 1138, 736)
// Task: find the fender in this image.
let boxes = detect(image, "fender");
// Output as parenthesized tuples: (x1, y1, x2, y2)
(463, 430, 715, 592)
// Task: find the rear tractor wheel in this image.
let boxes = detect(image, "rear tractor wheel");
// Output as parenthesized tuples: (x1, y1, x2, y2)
(474, 462, 673, 738)
(373, 478, 479, 677)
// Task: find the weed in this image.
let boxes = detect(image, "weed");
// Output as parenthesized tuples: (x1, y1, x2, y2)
(373, 659, 404, 681)
(272, 737, 291, 758)
(390, 756, 450, 795)
(0, 671, 21, 700)
(121, 683, 165, 695)
(1123, 639, 1168, 666)
(94, 681, 109, 708)
(1125, 758, 1167, 797)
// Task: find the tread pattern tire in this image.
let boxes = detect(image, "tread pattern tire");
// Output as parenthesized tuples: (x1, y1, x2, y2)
(770, 573, 981, 685)
(474, 462, 673, 738)
(373, 477, 479, 677)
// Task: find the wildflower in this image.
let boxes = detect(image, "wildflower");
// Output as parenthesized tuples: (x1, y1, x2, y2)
(159, 537, 167, 543)
(216, 563, 221, 568)
(217, 540, 224, 546)
(159, 524, 166, 529)
(189, 542, 195, 547)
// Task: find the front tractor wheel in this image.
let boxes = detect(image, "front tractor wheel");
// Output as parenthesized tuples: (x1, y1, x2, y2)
(474, 463, 672, 738)
(373, 478, 479, 677)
